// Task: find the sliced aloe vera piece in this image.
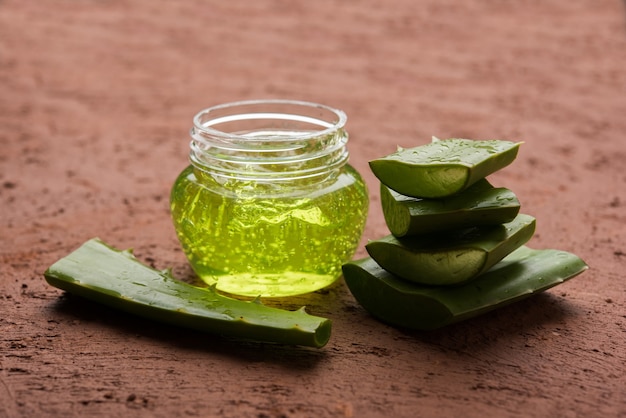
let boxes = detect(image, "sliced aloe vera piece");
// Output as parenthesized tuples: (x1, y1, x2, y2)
(366, 213, 536, 285)
(44, 238, 332, 348)
(342, 246, 588, 330)
(381, 179, 520, 237)
(369, 139, 522, 198)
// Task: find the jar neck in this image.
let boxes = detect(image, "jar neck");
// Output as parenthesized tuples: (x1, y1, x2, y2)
(189, 100, 349, 183)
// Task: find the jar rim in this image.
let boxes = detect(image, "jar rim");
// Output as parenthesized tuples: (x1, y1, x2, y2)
(192, 99, 347, 142)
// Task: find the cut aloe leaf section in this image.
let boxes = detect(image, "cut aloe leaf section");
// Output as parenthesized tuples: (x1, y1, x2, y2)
(365, 213, 536, 285)
(342, 246, 588, 330)
(44, 238, 332, 348)
(381, 179, 520, 237)
(369, 139, 522, 198)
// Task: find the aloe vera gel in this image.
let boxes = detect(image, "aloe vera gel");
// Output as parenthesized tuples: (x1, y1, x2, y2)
(171, 100, 369, 297)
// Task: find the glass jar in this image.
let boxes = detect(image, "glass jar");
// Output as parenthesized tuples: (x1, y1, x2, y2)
(170, 100, 369, 297)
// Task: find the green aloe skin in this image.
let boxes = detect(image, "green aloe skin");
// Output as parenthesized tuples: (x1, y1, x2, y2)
(365, 213, 536, 285)
(44, 238, 332, 348)
(369, 139, 522, 198)
(345, 137, 588, 330)
(380, 179, 521, 237)
(342, 246, 588, 331)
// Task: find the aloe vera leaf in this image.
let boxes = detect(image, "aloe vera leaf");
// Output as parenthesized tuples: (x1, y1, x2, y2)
(380, 179, 521, 237)
(369, 139, 522, 198)
(342, 246, 588, 330)
(365, 213, 536, 285)
(44, 238, 332, 348)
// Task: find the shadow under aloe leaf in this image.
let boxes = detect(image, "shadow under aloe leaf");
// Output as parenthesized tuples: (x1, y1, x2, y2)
(401, 291, 581, 350)
(50, 293, 329, 368)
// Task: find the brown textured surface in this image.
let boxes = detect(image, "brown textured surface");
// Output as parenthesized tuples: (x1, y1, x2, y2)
(1, 1, 625, 417)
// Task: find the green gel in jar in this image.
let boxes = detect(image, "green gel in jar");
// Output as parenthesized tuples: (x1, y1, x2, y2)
(170, 100, 369, 297)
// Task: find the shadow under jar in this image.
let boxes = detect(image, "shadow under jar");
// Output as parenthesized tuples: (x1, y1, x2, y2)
(170, 100, 369, 297)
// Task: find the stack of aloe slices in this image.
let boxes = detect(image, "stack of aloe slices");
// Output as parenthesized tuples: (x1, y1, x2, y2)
(342, 138, 588, 331)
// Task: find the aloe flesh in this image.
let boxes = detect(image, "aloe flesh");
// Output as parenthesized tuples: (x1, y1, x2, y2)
(342, 246, 588, 330)
(369, 139, 522, 198)
(43, 238, 332, 348)
(381, 179, 521, 237)
(365, 213, 536, 285)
